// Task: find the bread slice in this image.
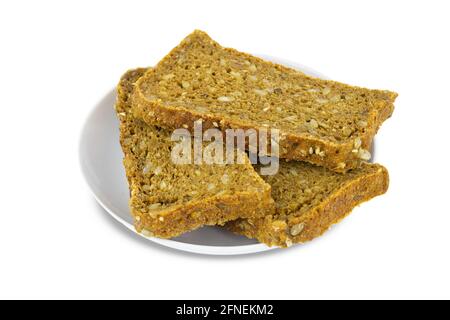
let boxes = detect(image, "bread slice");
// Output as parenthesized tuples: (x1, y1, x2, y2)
(225, 161, 389, 247)
(131, 30, 397, 172)
(116, 68, 274, 238)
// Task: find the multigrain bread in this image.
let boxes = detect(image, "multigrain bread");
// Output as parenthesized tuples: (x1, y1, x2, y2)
(225, 161, 389, 247)
(131, 30, 397, 172)
(116, 68, 274, 238)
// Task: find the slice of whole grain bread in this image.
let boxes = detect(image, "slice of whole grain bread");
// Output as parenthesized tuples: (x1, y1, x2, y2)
(225, 160, 389, 247)
(116, 68, 274, 238)
(132, 30, 397, 172)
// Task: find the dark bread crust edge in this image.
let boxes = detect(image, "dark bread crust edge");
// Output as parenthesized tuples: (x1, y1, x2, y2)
(134, 191, 274, 238)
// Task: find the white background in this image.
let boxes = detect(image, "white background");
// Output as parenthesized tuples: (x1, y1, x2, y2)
(1, 0, 449, 300)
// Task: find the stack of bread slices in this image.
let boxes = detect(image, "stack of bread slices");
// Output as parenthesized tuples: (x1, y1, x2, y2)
(115, 30, 397, 248)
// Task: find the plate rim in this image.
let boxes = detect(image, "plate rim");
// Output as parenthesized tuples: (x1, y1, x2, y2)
(79, 54, 329, 255)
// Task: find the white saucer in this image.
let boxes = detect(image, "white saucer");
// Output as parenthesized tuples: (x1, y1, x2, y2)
(79, 55, 328, 255)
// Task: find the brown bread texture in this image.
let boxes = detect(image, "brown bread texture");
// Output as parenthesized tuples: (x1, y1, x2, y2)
(225, 161, 389, 247)
(115, 68, 274, 238)
(131, 30, 397, 172)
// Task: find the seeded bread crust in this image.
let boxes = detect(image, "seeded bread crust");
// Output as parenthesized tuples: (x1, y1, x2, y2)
(131, 30, 397, 172)
(225, 162, 389, 247)
(116, 68, 274, 238)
